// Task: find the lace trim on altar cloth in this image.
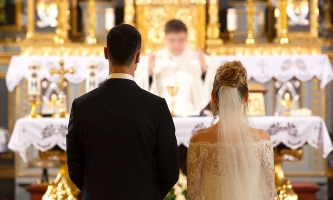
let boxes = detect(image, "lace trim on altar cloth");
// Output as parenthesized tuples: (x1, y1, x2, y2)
(187, 140, 276, 200)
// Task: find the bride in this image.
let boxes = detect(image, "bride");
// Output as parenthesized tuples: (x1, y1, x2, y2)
(187, 61, 276, 200)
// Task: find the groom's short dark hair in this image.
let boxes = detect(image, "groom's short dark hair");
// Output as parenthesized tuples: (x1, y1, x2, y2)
(106, 24, 142, 66)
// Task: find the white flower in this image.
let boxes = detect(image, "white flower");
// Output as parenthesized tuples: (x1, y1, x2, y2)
(178, 177, 187, 189)
(175, 194, 186, 200)
(174, 185, 183, 195)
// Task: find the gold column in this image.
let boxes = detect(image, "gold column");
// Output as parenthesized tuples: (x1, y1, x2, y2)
(274, 146, 299, 200)
(266, 0, 274, 42)
(42, 148, 80, 200)
(206, 0, 223, 54)
(245, 0, 256, 44)
(124, 0, 135, 26)
(85, 0, 97, 44)
(53, 0, 69, 44)
(278, 0, 290, 44)
(324, 0, 332, 29)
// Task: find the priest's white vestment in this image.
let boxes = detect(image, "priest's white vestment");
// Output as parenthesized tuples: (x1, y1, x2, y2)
(147, 47, 217, 116)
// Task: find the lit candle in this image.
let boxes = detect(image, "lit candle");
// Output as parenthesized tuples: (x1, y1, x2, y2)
(28, 60, 41, 96)
(105, 8, 115, 30)
(227, 8, 237, 32)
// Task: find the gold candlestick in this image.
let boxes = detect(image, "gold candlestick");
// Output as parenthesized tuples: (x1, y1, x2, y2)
(53, 0, 69, 44)
(206, 0, 223, 48)
(167, 85, 179, 117)
(124, 0, 135, 26)
(85, 0, 97, 44)
(245, 0, 256, 45)
(26, 96, 42, 118)
(278, 0, 290, 44)
(274, 146, 299, 200)
(228, 30, 235, 43)
(42, 147, 80, 199)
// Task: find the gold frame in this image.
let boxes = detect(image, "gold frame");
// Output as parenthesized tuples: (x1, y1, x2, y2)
(233, 10, 265, 37)
(81, 5, 115, 36)
(0, 0, 22, 30)
(26, 0, 58, 41)
(276, 0, 319, 39)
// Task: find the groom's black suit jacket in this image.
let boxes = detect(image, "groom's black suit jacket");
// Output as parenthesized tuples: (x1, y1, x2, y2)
(67, 78, 179, 200)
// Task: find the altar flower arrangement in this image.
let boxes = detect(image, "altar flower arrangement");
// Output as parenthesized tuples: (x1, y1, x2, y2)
(164, 170, 188, 200)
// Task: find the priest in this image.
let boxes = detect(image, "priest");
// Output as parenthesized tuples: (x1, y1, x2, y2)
(148, 19, 217, 116)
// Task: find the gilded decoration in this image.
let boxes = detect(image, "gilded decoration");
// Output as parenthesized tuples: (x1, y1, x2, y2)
(20, 43, 104, 56)
(135, 0, 206, 5)
(136, 5, 206, 54)
(206, 43, 321, 56)
(19, 42, 322, 57)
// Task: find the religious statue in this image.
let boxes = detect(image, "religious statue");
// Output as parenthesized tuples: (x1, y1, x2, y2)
(286, 0, 309, 26)
(36, 0, 58, 28)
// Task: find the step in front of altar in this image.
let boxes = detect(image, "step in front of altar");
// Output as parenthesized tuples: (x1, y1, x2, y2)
(292, 182, 319, 200)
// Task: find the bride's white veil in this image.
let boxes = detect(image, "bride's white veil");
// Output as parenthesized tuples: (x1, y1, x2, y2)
(211, 61, 273, 199)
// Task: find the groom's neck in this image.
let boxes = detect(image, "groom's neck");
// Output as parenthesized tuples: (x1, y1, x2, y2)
(109, 65, 135, 77)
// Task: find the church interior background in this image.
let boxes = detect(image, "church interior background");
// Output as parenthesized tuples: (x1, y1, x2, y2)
(2, 0, 333, 199)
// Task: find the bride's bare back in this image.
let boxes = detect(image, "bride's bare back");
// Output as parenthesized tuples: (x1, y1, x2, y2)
(190, 123, 271, 144)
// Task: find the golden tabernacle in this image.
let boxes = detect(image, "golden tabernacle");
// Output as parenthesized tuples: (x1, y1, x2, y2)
(0, 0, 333, 200)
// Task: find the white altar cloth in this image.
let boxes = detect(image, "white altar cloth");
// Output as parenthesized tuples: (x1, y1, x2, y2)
(0, 129, 9, 153)
(6, 54, 333, 91)
(8, 116, 332, 163)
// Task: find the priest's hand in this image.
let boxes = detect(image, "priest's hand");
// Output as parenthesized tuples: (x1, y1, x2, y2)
(198, 48, 207, 73)
(148, 53, 155, 76)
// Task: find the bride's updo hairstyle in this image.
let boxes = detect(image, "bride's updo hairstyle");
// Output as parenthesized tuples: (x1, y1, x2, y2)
(211, 61, 248, 117)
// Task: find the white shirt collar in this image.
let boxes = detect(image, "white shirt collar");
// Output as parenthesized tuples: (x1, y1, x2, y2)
(108, 73, 134, 81)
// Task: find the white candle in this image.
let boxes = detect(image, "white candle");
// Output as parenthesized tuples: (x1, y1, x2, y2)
(227, 8, 237, 31)
(28, 60, 41, 96)
(105, 8, 115, 30)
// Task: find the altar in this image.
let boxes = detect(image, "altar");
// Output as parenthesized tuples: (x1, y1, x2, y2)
(9, 116, 332, 162)
(6, 115, 333, 198)
(4, 50, 333, 199)
(1, 0, 333, 198)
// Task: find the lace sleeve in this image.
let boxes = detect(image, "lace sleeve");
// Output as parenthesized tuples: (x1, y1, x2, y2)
(187, 143, 203, 200)
(260, 142, 277, 199)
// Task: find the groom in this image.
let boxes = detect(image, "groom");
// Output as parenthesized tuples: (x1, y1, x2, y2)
(67, 24, 179, 199)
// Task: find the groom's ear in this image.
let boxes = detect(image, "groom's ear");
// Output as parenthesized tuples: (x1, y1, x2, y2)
(104, 47, 109, 60)
(135, 51, 141, 64)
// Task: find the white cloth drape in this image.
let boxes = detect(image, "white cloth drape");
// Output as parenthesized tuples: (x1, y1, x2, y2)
(8, 116, 332, 162)
(6, 54, 333, 92)
(0, 129, 9, 153)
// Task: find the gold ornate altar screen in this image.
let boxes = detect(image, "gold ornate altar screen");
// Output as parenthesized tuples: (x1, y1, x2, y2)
(124, 0, 222, 54)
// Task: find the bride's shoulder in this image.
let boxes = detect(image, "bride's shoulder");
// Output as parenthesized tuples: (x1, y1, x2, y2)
(252, 128, 271, 141)
(190, 124, 217, 143)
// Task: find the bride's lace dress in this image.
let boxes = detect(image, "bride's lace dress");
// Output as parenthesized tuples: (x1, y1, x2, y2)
(187, 140, 275, 200)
